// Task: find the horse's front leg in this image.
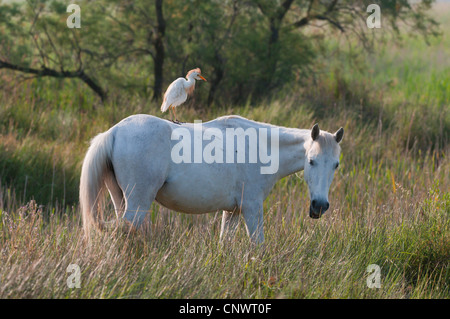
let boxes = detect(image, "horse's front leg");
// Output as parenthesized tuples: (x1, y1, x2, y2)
(219, 209, 240, 242)
(241, 201, 264, 244)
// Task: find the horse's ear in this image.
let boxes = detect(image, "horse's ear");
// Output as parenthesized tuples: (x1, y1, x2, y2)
(334, 127, 344, 143)
(311, 124, 320, 141)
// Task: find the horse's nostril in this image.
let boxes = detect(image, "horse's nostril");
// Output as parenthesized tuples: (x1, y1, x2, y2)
(312, 199, 329, 212)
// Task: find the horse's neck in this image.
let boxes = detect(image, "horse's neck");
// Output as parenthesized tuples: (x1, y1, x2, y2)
(276, 128, 309, 179)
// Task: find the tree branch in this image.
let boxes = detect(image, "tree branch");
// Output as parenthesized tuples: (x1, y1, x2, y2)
(288, 0, 344, 33)
(314, 14, 345, 32)
(0, 60, 107, 102)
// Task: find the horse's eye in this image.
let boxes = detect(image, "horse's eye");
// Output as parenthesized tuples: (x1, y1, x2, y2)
(309, 160, 315, 166)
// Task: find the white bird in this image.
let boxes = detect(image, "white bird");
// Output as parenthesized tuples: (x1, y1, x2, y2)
(161, 68, 207, 123)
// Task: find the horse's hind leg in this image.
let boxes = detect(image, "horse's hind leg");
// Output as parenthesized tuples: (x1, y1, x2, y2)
(111, 123, 171, 231)
(114, 167, 166, 230)
(120, 181, 162, 229)
(104, 172, 124, 220)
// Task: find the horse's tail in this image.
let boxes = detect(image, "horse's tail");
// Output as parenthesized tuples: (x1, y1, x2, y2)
(79, 129, 115, 238)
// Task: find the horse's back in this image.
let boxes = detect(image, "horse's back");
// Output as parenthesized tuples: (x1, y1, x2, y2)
(114, 114, 171, 130)
(205, 115, 273, 131)
(113, 113, 263, 132)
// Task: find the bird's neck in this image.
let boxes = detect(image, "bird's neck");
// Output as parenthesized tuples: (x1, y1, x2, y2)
(185, 76, 196, 87)
(184, 76, 196, 95)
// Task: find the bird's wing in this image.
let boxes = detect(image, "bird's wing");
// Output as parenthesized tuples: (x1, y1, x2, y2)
(161, 78, 186, 112)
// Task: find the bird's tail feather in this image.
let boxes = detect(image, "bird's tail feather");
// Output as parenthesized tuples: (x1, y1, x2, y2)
(161, 99, 169, 112)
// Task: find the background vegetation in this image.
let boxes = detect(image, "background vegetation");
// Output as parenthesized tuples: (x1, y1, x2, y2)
(0, 0, 448, 298)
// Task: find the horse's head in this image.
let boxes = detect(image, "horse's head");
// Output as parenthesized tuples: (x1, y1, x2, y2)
(304, 124, 344, 219)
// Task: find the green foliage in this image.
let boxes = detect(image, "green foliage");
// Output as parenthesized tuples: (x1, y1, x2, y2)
(0, 0, 442, 104)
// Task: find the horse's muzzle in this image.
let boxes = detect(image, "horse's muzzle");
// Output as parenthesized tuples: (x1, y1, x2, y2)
(309, 206, 321, 219)
(309, 199, 329, 219)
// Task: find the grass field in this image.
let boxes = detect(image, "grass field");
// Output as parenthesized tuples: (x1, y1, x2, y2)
(0, 4, 448, 298)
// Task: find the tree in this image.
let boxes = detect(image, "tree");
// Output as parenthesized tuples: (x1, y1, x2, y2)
(152, 0, 166, 101)
(0, 0, 441, 106)
(165, 0, 240, 105)
(251, 0, 439, 93)
(0, 0, 107, 101)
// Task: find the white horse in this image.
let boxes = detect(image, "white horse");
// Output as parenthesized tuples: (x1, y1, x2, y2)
(80, 115, 344, 243)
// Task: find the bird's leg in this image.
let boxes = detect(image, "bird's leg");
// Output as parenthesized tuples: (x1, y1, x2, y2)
(172, 106, 182, 124)
(170, 106, 178, 124)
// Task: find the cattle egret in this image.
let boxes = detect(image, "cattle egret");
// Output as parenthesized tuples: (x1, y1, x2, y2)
(161, 68, 207, 123)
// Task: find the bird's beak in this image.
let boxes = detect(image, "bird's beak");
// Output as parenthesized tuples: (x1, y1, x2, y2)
(198, 75, 207, 81)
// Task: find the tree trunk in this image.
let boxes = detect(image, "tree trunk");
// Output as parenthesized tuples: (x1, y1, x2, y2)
(207, 51, 224, 106)
(152, 0, 166, 101)
(256, 0, 294, 93)
(262, 18, 280, 90)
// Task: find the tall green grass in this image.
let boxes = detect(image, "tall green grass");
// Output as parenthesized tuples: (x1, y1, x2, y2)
(0, 163, 448, 298)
